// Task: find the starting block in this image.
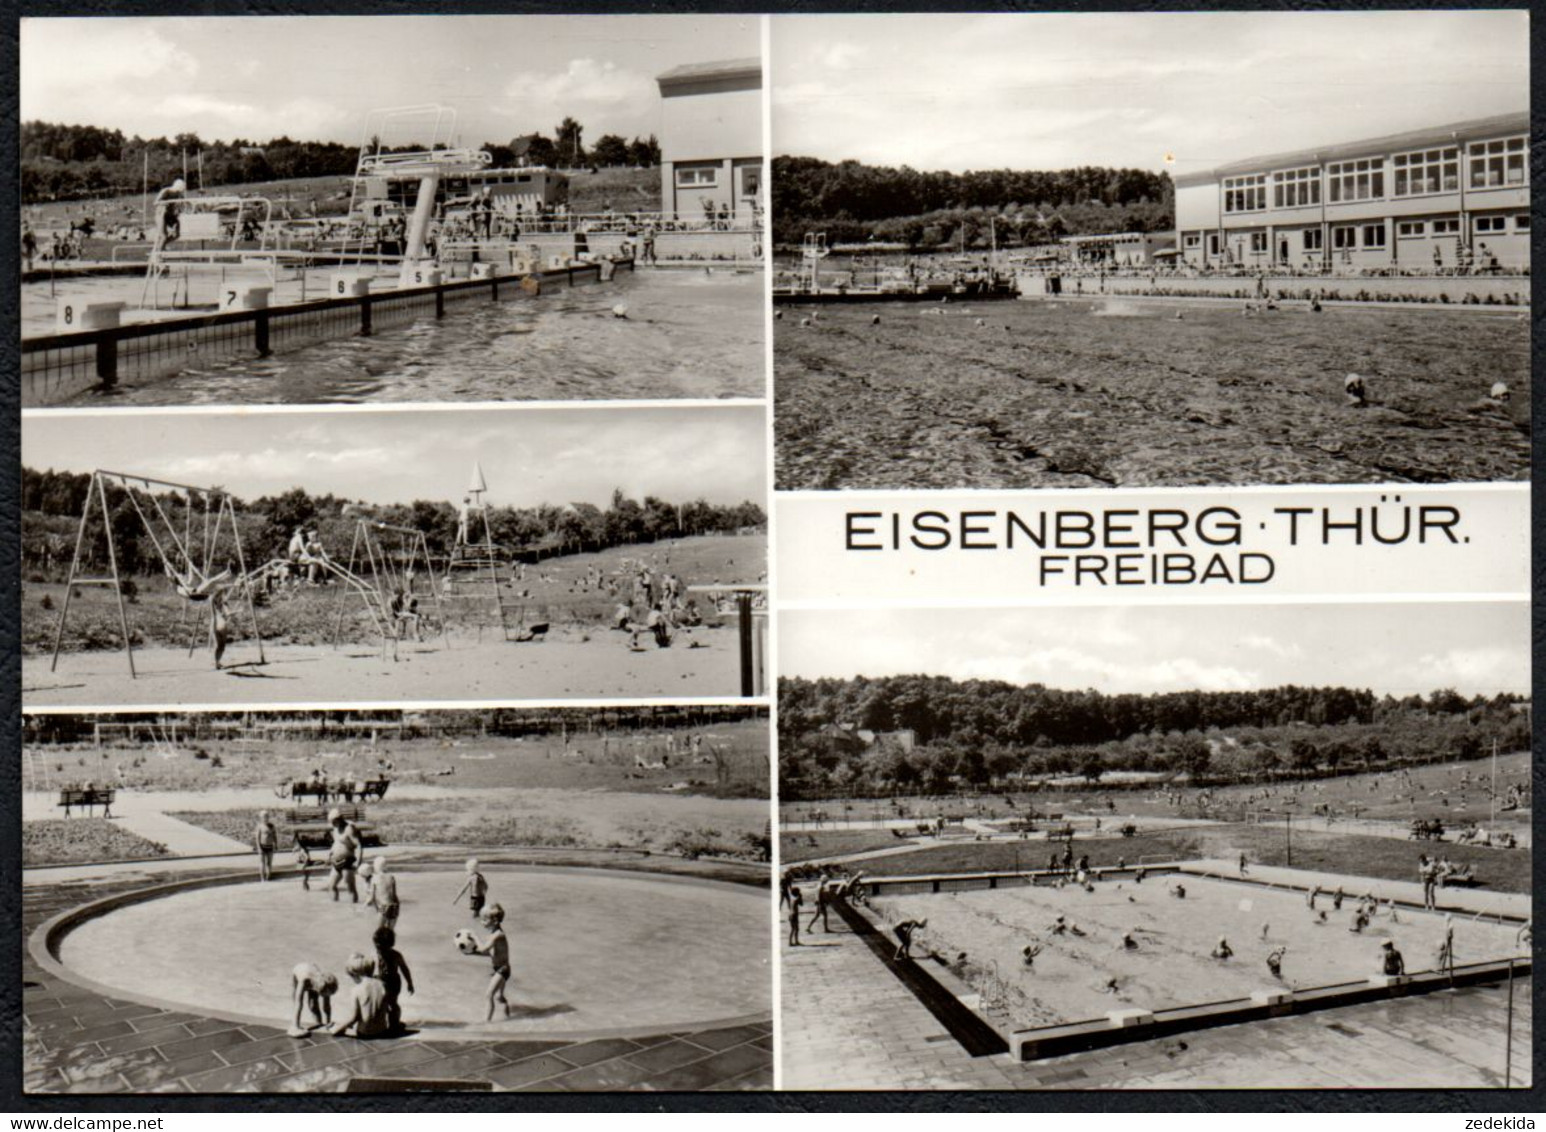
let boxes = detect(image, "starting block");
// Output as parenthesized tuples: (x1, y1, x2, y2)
(470, 262, 500, 280)
(1250, 989, 1293, 1007)
(329, 273, 371, 299)
(220, 286, 271, 312)
(400, 264, 442, 289)
(1105, 1009, 1154, 1029)
(57, 299, 126, 332)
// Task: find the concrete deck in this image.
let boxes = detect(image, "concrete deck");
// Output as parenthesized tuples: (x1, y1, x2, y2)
(780, 915, 1530, 1090)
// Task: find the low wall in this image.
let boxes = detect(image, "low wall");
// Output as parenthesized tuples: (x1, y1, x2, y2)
(1019, 271, 1529, 306)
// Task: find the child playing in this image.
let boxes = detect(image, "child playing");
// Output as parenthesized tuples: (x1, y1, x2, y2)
(466, 903, 512, 1022)
(893, 918, 927, 960)
(372, 925, 414, 1034)
(331, 953, 391, 1038)
(367, 856, 400, 929)
(452, 858, 488, 918)
(1266, 946, 1287, 980)
(254, 811, 278, 882)
(288, 963, 338, 1037)
(294, 840, 314, 890)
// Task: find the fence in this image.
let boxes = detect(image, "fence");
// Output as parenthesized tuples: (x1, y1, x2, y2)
(22, 259, 625, 407)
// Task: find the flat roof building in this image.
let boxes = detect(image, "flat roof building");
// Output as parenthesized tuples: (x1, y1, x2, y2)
(657, 57, 763, 225)
(1173, 112, 1529, 272)
(1059, 231, 1172, 267)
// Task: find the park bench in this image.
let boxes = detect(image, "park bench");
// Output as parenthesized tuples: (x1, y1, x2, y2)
(281, 777, 391, 804)
(286, 804, 383, 850)
(57, 787, 115, 818)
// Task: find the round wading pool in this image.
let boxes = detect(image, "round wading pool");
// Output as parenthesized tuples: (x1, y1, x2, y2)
(40, 864, 770, 1040)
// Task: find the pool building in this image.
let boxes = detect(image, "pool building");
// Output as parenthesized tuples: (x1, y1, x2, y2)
(656, 57, 764, 226)
(1174, 112, 1529, 272)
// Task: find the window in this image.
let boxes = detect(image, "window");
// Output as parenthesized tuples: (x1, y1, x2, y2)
(1396, 221, 1425, 238)
(1302, 228, 1323, 252)
(1183, 233, 1201, 248)
(1475, 215, 1507, 234)
(1516, 215, 1531, 232)
(1392, 148, 1459, 196)
(675, 164, 719, 188)
(1468, 137, 1527, 189)
(1223, 173, 1267, 213)
(740, 164, 762, 200)
(1272, 167, 1321, 208)
(1249, 232, 1267, 253)
(1207, 234, 1220, 256)
(1432, 218, 1460, 235)
(1362, 225, 1386, 248)
(1327, 158, 1385, 203)
(1332, 226, 1357, 250)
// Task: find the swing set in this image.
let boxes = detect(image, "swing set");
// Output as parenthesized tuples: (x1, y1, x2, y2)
(50, 470, 268, 678)
(329, 517, 448, 659)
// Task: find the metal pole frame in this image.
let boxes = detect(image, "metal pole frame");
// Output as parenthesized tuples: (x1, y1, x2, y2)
(49, 477, 96, 673)
(97, 473, 138, 678)
(222, 493, 266, 667)
(330, 521, 368, 652)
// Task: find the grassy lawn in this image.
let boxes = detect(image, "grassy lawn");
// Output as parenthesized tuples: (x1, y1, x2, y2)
(28, 714, 768, 798)
(779, 750, 1531, 830)
(837, 825, 1530, 894)
(23, 819, 169, 867)
(780, 829, 914, 863)
(171, 788, 771, 862)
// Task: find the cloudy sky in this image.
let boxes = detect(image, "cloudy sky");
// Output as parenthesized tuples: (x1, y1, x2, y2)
(779, 604, 1529, 697)
(22, 406, 765, 510)
(22, 15, 758, 146)
(773, 11, 1528, 174)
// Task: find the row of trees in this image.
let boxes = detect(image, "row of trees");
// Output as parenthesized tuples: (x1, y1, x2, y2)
(21, 468, 765, 579)
(778, 675, 1530, 798)
(21, 120, 661, 205)
(772, 156, 1174, 248)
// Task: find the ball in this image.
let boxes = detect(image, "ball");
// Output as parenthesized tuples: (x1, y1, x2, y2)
(611, 304, 628, 319)
(454, 929, 477, 955)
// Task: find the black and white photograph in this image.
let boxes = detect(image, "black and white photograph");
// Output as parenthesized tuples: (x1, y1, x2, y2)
(6, 2, 1540, 1113)
(22, 706, 773, 1093)
(21, 406, 768, 707)
(21, 15, 765, 407)
(777, 603, 1530, 1089)
(771, 11, 1529, 489)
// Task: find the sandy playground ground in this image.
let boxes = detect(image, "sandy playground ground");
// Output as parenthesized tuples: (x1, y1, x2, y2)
(23, 626, 752, 707)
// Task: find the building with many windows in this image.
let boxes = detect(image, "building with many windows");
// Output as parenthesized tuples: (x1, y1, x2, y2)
(1174, 113, 1528, 272)
(656, 57, 763, 225)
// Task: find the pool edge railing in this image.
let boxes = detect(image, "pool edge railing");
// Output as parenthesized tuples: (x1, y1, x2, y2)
(22, 257, 632, 407)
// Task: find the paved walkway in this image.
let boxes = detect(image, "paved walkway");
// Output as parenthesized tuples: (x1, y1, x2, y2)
(108, 810, 249, 857)
(780, 919, 1531, 1090)
(1184, 860, 1531, 920)
(25, 861, 771, 1094)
